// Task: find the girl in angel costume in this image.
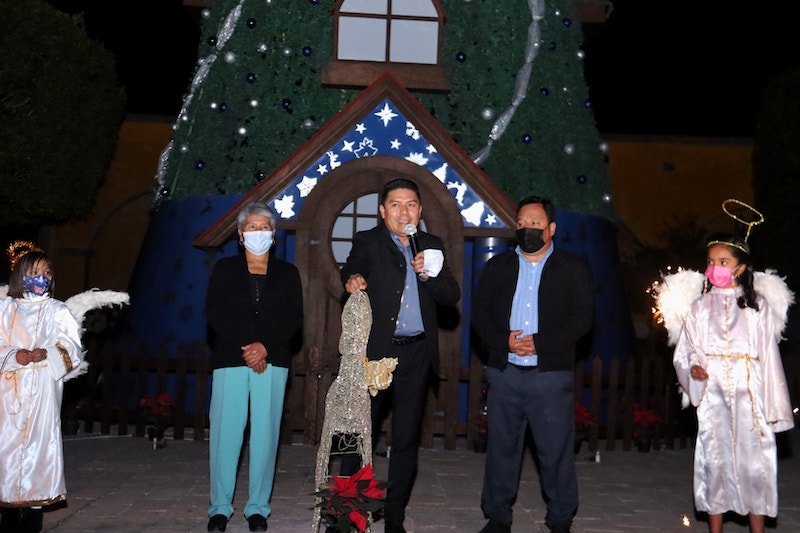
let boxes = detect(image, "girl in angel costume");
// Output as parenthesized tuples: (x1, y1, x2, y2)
(0, 241, 128, 533)
(656, 201, 794, 533)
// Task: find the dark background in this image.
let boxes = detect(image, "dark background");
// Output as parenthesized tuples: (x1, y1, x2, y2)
(46, 0, 800, 136)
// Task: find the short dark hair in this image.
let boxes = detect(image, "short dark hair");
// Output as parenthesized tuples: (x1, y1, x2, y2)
(380, 178, 420, 205)
(8, 252, 53, 298)
(517, 196, 555, 224)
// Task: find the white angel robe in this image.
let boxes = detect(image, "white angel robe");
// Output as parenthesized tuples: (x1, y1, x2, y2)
(0, 295, 83, 506)
(673, 287, 794, 517)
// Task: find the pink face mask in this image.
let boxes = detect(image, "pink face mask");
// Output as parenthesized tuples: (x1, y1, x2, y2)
(705, 265, 734, 288)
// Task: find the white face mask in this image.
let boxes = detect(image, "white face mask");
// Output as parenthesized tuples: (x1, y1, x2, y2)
(242, 230, 273, 256)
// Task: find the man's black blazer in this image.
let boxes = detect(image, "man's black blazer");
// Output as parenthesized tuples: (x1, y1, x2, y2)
(340, 223, 460, 371)
(472, 247, 594, 372)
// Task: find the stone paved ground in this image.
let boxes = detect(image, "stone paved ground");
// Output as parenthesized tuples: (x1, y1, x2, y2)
(43, 429, 800, 532)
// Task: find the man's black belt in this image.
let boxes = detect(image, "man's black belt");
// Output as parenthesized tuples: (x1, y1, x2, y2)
(391, 332, 426, 345)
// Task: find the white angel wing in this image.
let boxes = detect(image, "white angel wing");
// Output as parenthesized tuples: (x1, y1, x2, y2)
(63, 289, 130, 382)
(65, 288, 130, 327)
(652, 269, 705, 346)
(754, 269, 795, 341)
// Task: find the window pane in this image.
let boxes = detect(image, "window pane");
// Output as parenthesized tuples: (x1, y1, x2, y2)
(356, 216, 378, 232)
(390, 20, 438, 64)
(357, 193, 379, 214)
(332, 216, 354, 239)
(340, 0, 387, 15)
(332, 241, 353, 264)
(392, 0, 437, 17)
(339, 17, 386, 61)
(342, 201, 354, 214)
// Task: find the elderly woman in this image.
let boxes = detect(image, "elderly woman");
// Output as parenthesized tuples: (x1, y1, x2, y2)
(205, 202, 303, 533)
(0, 241, 83, 533)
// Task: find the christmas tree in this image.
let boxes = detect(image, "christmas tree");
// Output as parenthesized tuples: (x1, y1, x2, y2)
(154, 0, 613, 219)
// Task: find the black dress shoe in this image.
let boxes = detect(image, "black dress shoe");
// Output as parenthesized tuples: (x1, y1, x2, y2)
(479, 518, 511, 533)
(19, 507, 43, 533)
(207, 514, 228, 532)
(247, 514, 268, 531)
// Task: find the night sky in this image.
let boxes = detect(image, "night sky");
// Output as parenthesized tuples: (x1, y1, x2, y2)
(47, 0, 800, 137)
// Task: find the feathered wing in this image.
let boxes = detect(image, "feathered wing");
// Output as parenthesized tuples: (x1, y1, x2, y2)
(63, 288, 130, 381)
(754, 269, 795, 341)
(652, 270, 705, 346)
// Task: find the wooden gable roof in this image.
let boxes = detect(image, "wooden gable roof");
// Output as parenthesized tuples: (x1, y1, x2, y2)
(193, 72, 515, 248)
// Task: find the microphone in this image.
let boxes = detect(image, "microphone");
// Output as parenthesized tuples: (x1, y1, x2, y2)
(404, 224, 419, 257)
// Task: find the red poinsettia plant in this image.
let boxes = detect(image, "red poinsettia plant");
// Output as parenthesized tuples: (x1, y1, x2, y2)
(314, 464, 387, 533)
(140, 393, 176, 439)
(574, 402, 598, 436)
(632, 404, 662, 440)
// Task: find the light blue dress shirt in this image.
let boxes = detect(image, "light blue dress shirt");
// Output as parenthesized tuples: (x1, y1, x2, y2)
(391, 233, 425, 336)
(507, 244, 553, 366)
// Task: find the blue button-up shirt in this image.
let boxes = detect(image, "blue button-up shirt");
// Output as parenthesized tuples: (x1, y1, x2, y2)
(391, 233, 424, 336)
(507, 244, 553, 366)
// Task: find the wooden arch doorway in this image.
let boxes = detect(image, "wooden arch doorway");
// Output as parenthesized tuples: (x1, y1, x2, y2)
(289, 155, 464, 445)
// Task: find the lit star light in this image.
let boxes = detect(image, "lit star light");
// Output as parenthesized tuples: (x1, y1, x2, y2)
(375, 103, 398, 126)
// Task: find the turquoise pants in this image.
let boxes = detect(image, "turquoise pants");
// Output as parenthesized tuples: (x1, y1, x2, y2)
(208, 365, 288, 519)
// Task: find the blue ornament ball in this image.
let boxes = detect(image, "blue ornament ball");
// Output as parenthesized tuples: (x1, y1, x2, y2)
(302, 46, 312, 57)
(195, 160, 206, 170)
(207, 36, 217, 47)
(309, 0, 319, 4)
(219, 102, 227, 112)
(255, 171, 266, 181)
(456, 51, 466, 63)
(159, 186, 170, 197)
(522, 134, 532, 144)
(281, 99, 292, 109)
(584, 99, 592, 108)
(247, 18, 256, 28)
(577, 175, 587, 184)
(562, 18, 572, 27)
(539, 87, 550, 96)
(246, 72, 256, 83)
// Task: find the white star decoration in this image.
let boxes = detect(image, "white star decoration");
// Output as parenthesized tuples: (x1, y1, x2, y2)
(406, 152, 429, 166)
(375, 103, 398, 126)
(405, 121, 420, 140)
(271, 99, 505, 229)
(297, 176, 317, 197)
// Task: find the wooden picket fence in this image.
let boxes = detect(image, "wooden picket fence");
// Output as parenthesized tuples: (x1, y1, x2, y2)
(67, 336, 694, 451)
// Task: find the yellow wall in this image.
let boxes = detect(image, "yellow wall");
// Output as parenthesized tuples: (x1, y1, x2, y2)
(607, 136, 753, 248)
(50, 119, 172, 298)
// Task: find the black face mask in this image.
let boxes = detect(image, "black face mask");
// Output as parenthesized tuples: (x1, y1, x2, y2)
(516, 227, 546, 254)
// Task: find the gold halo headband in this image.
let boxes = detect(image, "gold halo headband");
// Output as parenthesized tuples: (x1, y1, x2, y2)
(706, 240, 749, 255)
(721, 198, 764, 242)
(7, 240, 44, 271)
